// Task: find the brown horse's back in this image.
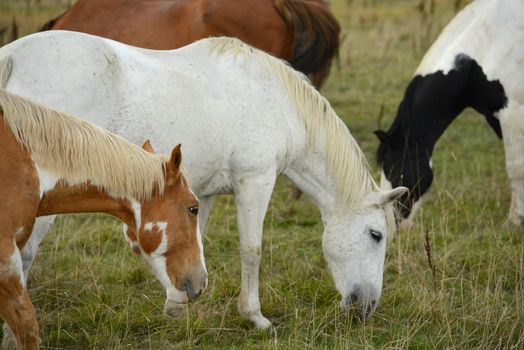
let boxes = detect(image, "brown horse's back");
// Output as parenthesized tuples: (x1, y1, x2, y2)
(43, 0, 339, 88)
(49, 0, 292, 57)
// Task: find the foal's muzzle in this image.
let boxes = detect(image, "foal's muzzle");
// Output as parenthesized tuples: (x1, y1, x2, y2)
(183, 269, 208, 301)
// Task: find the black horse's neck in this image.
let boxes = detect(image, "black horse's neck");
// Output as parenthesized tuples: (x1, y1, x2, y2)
(386, 54, 506, 156)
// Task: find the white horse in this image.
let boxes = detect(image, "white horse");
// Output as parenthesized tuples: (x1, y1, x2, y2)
(376, 0, 524, 226)
(0, 31, 406, 329)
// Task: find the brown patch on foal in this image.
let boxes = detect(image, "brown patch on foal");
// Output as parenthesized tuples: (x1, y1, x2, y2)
(0, 113, 40, 250)
(138, 224, 163, 254)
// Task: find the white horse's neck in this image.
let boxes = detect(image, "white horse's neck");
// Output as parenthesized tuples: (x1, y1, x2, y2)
(284, 147, 345, 222)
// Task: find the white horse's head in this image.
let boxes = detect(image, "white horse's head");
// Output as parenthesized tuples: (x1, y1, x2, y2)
(322, 187, 407, 318)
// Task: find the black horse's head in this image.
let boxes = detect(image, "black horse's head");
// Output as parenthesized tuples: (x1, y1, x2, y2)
(375, 130, 433, 223)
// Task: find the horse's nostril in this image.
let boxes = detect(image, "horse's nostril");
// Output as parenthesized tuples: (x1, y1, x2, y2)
(350, 293, 359, 304)
(184, 280, 203, 301)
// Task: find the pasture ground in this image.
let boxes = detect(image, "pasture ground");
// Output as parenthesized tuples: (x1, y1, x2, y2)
(1, 0, 523, 348)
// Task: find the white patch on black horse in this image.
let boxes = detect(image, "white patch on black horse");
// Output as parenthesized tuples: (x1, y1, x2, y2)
(375, 0, 523, 226)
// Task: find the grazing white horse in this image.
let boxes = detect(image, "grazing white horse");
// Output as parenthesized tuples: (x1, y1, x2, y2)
(0, 31, 407, 329)
(376, 0, 524, 226)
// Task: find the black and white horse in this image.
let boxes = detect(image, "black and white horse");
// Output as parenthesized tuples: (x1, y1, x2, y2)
(376, 0, 524, 226)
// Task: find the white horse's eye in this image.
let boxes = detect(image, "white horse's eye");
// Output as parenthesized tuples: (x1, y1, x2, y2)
(369, 229, 383, 243)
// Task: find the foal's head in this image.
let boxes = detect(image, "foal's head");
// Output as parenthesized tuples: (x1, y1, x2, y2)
(123, 142, 207, 316)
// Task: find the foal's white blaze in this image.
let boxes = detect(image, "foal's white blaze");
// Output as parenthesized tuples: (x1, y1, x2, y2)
(196, 218, 207, 275)
(142, 221, 188, 303)
(188, 187, 207, 275)
(183, 187, 207, 284)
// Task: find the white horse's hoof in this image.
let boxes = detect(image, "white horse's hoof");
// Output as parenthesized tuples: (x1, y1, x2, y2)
(163, 300, 187, 319)
(252, 316, 272, 330)
(503, 217, 523, 227)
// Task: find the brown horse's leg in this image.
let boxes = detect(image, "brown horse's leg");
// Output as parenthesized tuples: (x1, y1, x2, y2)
(0, 235, 39, 350)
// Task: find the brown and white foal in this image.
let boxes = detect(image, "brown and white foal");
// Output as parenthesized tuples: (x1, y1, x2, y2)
(0, 88, 207, 350)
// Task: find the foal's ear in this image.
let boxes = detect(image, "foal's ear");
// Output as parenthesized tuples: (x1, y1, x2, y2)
(142, 139, 155, 153)
(374, 130, 391, 145)
(167, 144, 182, 180)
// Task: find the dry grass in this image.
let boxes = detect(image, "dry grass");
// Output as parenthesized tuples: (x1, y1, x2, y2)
(1, 0, 523, 348)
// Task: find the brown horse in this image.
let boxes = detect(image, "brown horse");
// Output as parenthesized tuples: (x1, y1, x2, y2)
(41, 0, 340, 88)
(0, 82, 207, 349)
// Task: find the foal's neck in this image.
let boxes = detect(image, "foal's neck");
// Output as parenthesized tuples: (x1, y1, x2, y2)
(37, 183, 138, 228)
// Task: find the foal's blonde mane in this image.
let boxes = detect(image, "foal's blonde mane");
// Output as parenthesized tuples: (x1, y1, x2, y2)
(210, 38, 381, 208)
(0, 87, 167, 201)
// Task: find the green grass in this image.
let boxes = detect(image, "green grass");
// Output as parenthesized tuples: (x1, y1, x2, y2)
(1, 0, 523, 348)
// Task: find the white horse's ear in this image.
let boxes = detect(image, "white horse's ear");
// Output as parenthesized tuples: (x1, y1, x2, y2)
(366, 187, 408, 207)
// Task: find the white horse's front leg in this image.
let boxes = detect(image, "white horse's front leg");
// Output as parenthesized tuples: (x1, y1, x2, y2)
(233, 171, 276, 329)
(19, 216, 56, 275)
(499, 102, 524, 225)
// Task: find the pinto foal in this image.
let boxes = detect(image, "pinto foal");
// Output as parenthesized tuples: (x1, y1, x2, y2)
(0, 88, 207, 349)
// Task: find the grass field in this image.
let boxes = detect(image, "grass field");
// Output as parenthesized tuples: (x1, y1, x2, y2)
(1, 0, 523, 349)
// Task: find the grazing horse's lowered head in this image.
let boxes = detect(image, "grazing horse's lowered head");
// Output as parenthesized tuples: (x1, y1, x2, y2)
(122, 141, 208, 316)
(375, 126, 434, 226)
(322, 187, 407, 318)
(374, 0, 520, 227)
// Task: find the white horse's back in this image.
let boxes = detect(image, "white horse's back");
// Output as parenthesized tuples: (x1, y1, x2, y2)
(2, 31, 302, 195)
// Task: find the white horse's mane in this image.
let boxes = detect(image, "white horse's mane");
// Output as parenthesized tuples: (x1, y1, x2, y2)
(0, 79, 167, 201)
(210, 37, 380, 209)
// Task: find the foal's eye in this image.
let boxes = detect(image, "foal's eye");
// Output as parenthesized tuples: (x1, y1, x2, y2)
(188, 206, 199, 216)
(370, 229, 383, 243)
